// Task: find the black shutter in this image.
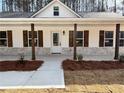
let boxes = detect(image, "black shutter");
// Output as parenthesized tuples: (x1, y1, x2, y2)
(99, 30, 104, 47)
(23, 30, 28, 47)
(84, 30, 89, 47)
(69, 31, 73, 47)
(7, 30, 13, 47)
(38, 30, 43, 47)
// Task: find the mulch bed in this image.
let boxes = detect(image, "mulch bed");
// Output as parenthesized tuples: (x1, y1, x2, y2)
(0, 60, 43, 71)
(62, 59, 124, 71)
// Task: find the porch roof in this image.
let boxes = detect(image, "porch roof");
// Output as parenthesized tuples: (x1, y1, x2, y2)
(0, 18, 124, 25)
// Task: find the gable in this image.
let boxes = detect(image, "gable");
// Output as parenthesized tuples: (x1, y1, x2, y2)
(31, 0, 81, 18)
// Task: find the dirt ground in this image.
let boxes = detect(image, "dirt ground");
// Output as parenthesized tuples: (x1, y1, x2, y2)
(0, 60, 43, 71)
(62, 59, 124, 70)
(0, 69, 124, 93)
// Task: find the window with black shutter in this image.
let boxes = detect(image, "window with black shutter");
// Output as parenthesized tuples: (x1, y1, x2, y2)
(0, 31, 13, 47)
(99, 30, 113, 47)
(23, 30, 43, 47)
(69, 30, 89, 47)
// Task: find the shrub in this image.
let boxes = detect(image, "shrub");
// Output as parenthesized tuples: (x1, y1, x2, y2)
(119, 55, 124, 62)
(76, 54, 83, 61)
(18, 53, 25, 65)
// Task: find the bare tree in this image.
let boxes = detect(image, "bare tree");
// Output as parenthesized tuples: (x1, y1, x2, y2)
(1, 0, 123, 15)
(5, 0, 13, 12)
(90, 0, 96, 12)
(114, 0, 117, 12)
(36, 0, 42, 11)
(122, 0, 124, 15)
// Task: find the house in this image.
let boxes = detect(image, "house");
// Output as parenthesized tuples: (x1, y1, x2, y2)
(0, 0, 124, 58)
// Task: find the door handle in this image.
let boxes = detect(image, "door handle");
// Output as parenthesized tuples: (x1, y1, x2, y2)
(60, 42, 61, 46)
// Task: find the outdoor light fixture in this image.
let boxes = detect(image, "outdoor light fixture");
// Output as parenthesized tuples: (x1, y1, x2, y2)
(63, 30, 65, 35)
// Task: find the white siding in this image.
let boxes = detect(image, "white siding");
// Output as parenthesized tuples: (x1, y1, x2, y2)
(34, 2, 78, 18)
(13, 30, 23, 47)
(0, 24, 30, 48)
(0, 23, 124, 48)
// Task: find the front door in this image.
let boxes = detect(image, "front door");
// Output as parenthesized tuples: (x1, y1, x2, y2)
(51, 32, 61, 54)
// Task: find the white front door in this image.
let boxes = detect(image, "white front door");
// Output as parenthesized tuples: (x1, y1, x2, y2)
(51, 32, 61, 54)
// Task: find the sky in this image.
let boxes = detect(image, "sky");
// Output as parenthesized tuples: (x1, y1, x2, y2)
(0, 0, 122, 12)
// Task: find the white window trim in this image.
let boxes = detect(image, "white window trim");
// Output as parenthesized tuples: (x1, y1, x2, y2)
(104, 31, 113, 47)
(53, 6, 59, 16)
(76, 31, 84, 47)
(27, 31, 39, 47)
(0, 31, 8, 47)
(119, 31, 124, 47)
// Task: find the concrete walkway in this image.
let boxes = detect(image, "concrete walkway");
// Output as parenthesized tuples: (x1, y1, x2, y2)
(0, 54, 114, 89)
(0, 55, 70, 89)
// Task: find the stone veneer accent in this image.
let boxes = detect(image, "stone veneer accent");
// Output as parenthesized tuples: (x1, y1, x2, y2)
(0, 48, 50, 56)
(0, 47, 124, 56)
(62, 47, 124, 56)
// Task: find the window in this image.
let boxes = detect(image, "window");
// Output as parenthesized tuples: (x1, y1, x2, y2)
(53, 6, 59, 16)
(120, 31, 124, 46)
(28, 31, 38, 47)
(69, 31, 89, 47)
(23, 30, 43, 47)
(76, 31, 84, 46)
(0, 31, 7, 47)
(104, 31, 113, 47)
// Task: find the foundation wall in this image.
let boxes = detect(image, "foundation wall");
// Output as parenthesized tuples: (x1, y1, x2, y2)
(0, 47, 124, 56)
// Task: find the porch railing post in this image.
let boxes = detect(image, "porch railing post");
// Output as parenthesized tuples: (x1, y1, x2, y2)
(73, 24, 77, 60)
(31, 23, 36, 60)
(114, 24, 120, 60)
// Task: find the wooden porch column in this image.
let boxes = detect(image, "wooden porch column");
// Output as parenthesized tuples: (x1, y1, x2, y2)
(73, 24, 77, 60)
(114, 24, 120, 60)
(31, 23, 36, 60)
